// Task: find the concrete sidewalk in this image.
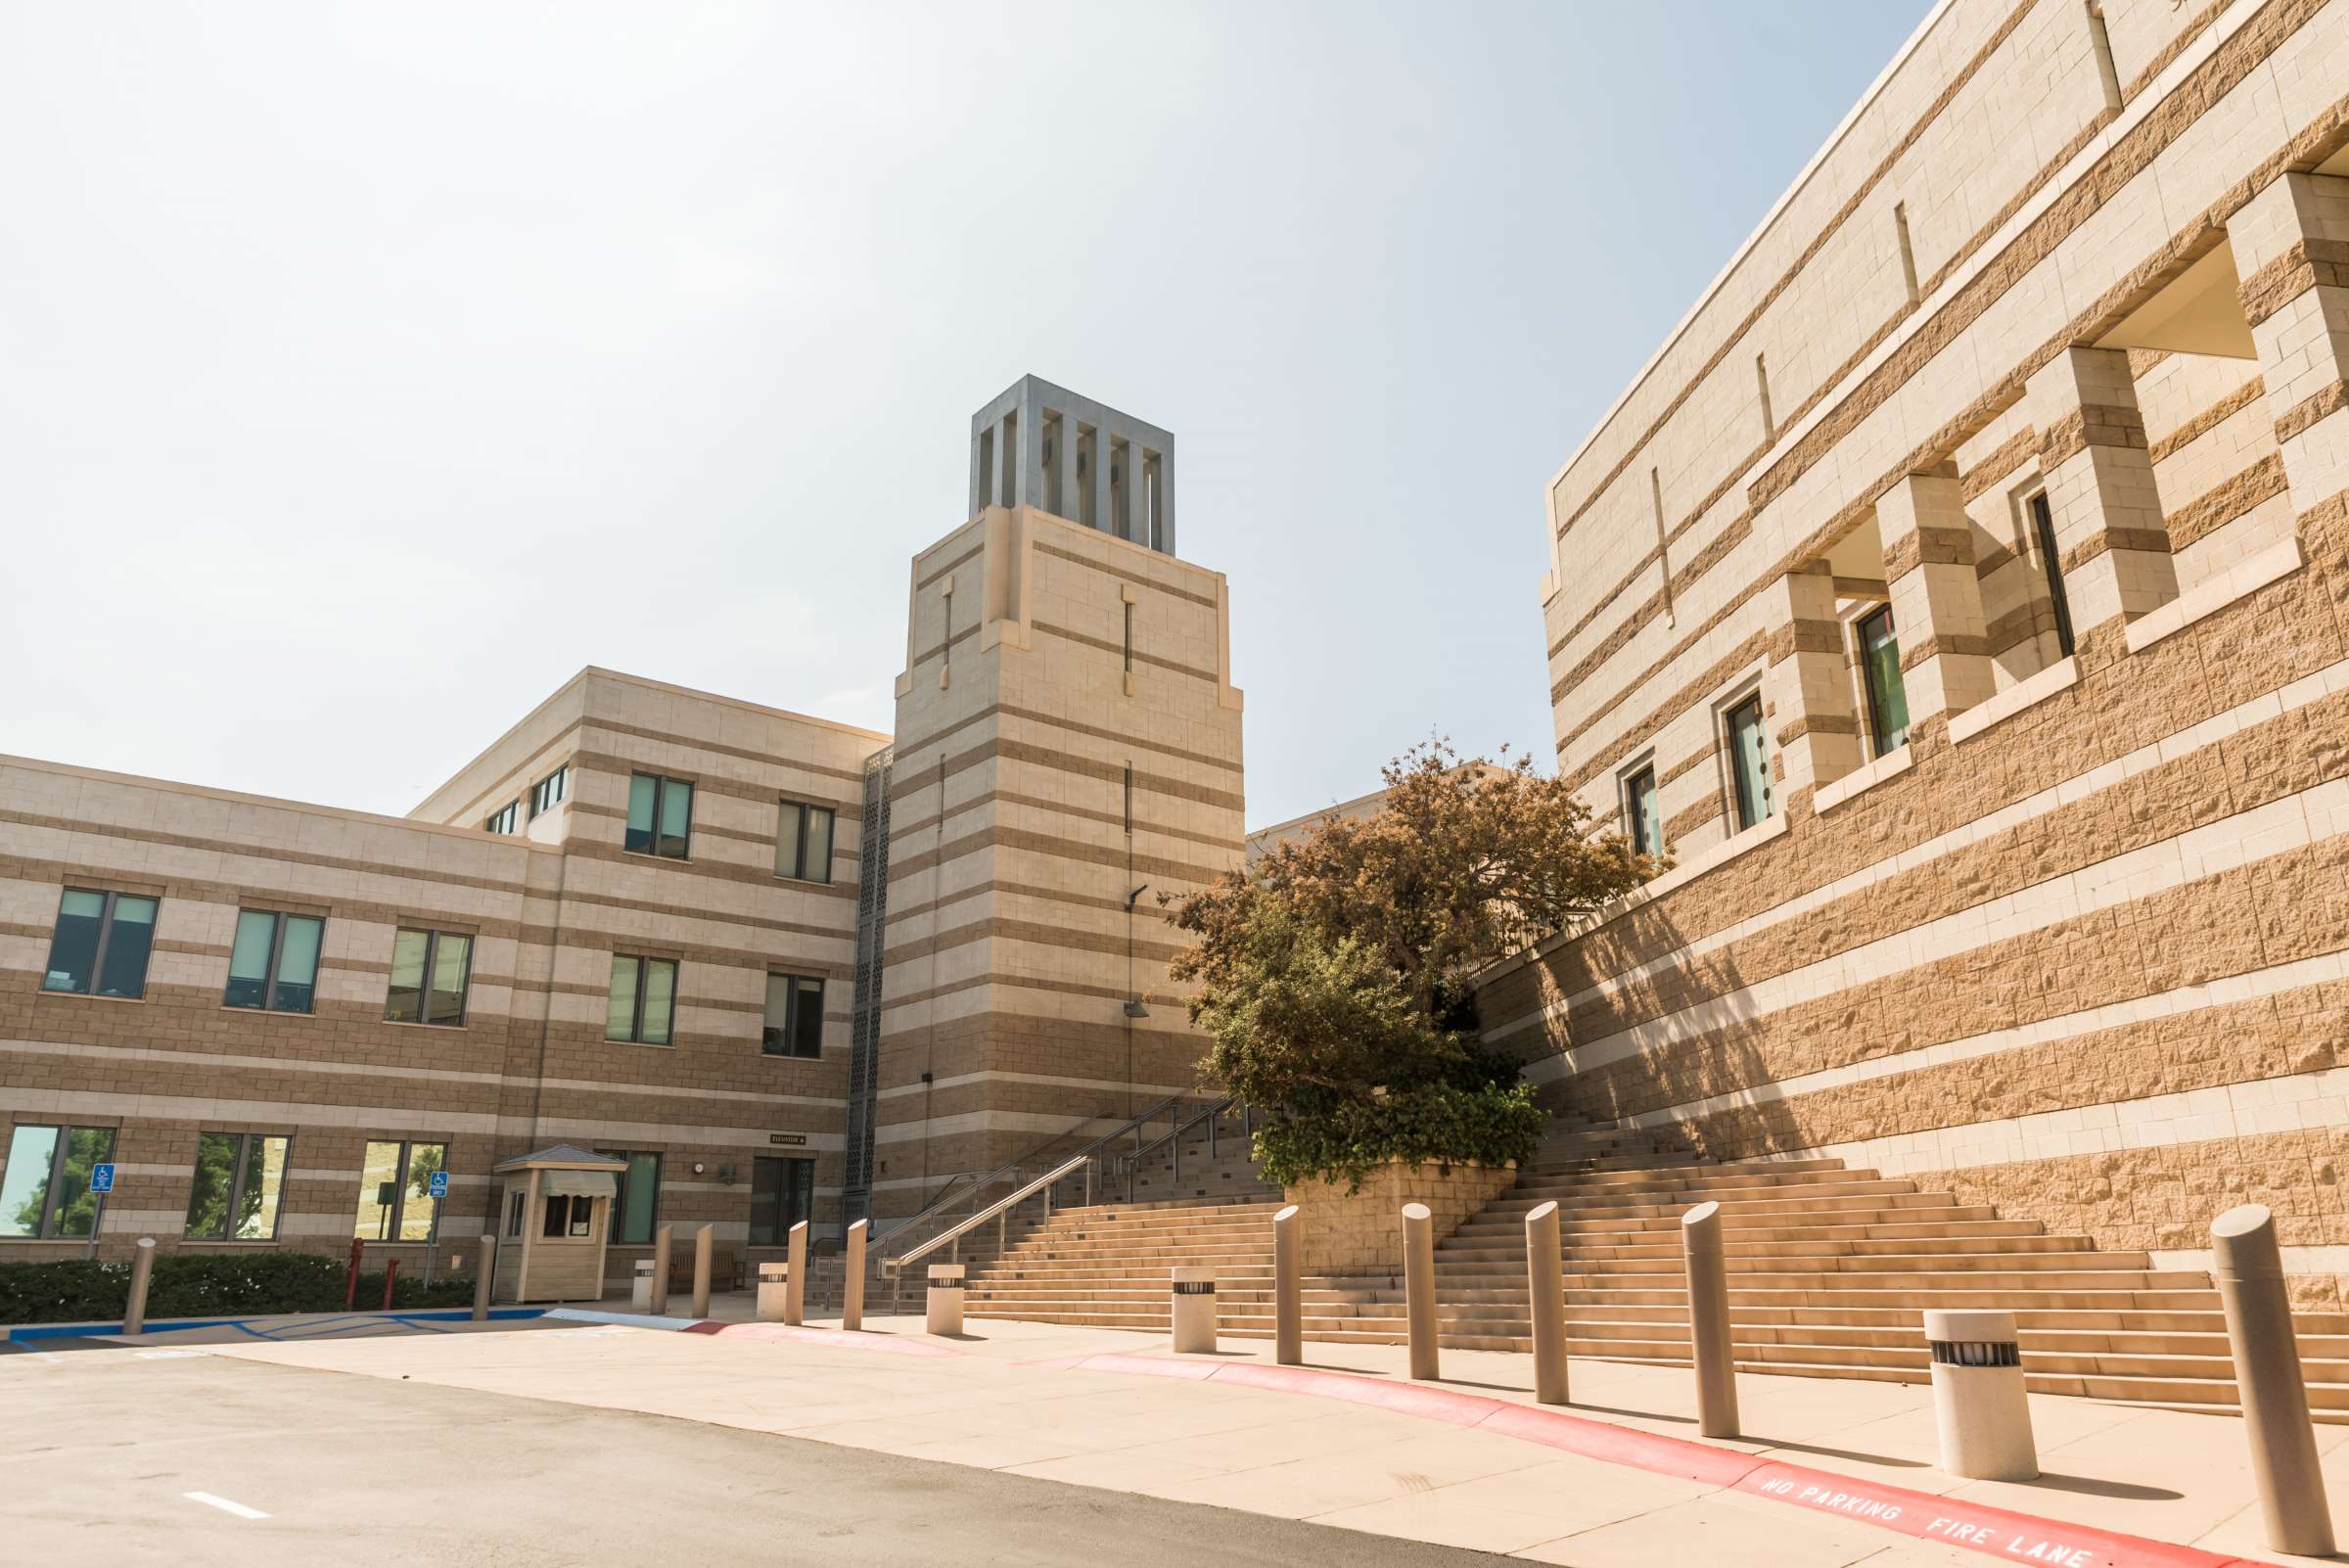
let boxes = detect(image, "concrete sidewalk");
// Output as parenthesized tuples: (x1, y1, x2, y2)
(47, 1309, 2328, 1567)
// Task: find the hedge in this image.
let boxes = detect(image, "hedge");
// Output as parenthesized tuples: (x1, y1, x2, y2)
(1251, 1078, 1547, 1191)
(0, 1251, 477, 1326)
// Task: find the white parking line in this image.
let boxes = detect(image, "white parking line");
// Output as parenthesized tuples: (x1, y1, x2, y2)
(183, 1491, 270, 1521)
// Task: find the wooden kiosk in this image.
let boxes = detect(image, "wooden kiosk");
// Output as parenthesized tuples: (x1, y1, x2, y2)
(490, 1145, 627, 1305)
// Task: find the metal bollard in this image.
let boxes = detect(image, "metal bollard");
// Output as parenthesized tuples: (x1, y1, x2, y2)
(345, 1236, 365, 1311)
(651, 1224, 673, 1315)
(631, 1258, 656, 1310)
(122, 1237, 157, 1336)
(1272, 1203, 1302, 1365)
(473, 1234, 497, 1321)
(1526, 1200, 1569, 1405)
(1402, 1201, 1439, 1381)
(1681, 1201, 1739, 1438)
(1924, 1309, 2038, 1481)
(381, 1257, 400, 1312)
(757, 1262, 790, 1322)
(1172, 1267, 1218, 1354)
(785, 1221, 808, 1326)
(843, 1219, 867, 1331)
(2213, 1204, 2334, 1555)
(926, 1263, 965, 1335)
(691, 1224, 714, 1318)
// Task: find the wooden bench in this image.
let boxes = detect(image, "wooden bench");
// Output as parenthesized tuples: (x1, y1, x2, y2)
(666, 1240, 743, 1295)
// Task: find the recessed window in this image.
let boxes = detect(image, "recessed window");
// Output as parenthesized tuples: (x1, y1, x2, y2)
(748, 1156, 814, 1246)
(1624, 766, 1662, 857)
(775, 800, 835, 883)
(0, 1124, 115, 1239)
(607, 955, 678, 1045)
(484, 801, 520, 835)
(1725, 695, 1774, 832)
(1857, 605, 1911, 757)
(529, 765, 569, 818)
(625, 773, 693, 858)
(184, 1131, 291, 1241)
(384, 928, 473, 1026)
(41, 889, 158, 999)
(541, 1193, 592, 1238)
(504, 1188, 527, 1239)
(354, 1139, 446, 1241)
(763, 973, 825, 1058)
(225, 910, 323, 1014)
(600, 1149, 662, 1244)
(2026, 492, 2076, 660)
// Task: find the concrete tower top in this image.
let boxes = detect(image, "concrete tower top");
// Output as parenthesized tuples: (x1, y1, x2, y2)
(969, 375, 1175, 556)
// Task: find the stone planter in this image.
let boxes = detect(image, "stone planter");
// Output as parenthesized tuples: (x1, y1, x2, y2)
(1284, 1160, 1518, 1276)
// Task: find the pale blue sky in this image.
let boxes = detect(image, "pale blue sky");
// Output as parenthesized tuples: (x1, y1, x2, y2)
(0, 2, 1928, 826)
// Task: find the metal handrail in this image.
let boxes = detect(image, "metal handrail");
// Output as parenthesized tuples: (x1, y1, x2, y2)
(873, 1088, 1195, 1246)
(882, 1152, 1091, 1277)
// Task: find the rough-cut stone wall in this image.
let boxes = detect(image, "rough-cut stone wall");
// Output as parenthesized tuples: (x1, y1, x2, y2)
(1285, 1162, 1519, 1276)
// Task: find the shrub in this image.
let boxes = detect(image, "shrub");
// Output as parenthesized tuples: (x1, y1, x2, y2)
(1251, 1078, 1547, 1190)
(0, 1251, 476, 1326)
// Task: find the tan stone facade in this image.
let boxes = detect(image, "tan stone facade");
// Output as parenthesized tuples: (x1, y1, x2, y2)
(1485, 1, 2349, 1304)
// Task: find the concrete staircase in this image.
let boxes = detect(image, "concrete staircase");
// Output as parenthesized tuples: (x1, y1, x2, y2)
(963, 1195, 1285, 1330)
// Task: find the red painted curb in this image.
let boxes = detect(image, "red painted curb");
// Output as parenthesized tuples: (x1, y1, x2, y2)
(1065, 1355, 2280, 1568)
(684, 1321, 958, 1358)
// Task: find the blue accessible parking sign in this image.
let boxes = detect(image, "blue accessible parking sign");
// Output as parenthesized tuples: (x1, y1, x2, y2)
(428, 1171, 449, 1199)
(89, 1162, 115, 1194)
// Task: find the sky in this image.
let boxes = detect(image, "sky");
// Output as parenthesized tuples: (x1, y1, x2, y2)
(0, 1, 1930, 828)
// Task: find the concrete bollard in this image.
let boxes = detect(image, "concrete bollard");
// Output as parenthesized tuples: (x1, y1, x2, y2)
(1681, 1201, 1739, 1438)
(1402, 1201, 1439, 1381)
(785, 1221, 808, 1326)
(1525, 1200, 1569, 1406)
(631, 1258, 656, 1311)
(1172, 1267, 1218, 1354)
(2213, 1204, 2335, 1556)
(1272, 1204, 1302, 1365)
(473, 1234, 496, 1321)
(691, 1223, 714, 1318)
(1923, 1309, 2038, 1481)
(122, 1237, 157, 1336)
(757, 1262, 790, 1322)
(843, 1219, 867, 1331)
(651, 1223, 672, 1315)
(926, 1263, 965, 1335)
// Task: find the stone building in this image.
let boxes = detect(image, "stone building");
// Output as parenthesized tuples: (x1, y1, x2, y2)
(0, 376, 1241, 1277)
(1478, 0, 2349, 1301)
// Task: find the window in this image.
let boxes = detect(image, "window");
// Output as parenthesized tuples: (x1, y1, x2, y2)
(606, 955, 678, 1045)
(1857, 605, 1912, 757)
(505, 1189, 527, 1239)
(0, 1124, 115, 1239)
(624, 773, 693, 858)
(353, 1139, 447, 1241)
(530, 765, 569, 818)
(484, 801, 520, 835)
(2027, 492, 2076, 660)
(384, 928, 472, 1026)
(41, 889, 158, 999)
(225, 910, 323, 1014)
(1624, 766, 1662, 857)
(600, 1150, 662, 1244)
(540, 1193, 592, 1238)
(774, 800, 835, 883)
(748, 1156, 814, 1246)
(1725, 695, 1774, 831)
(762, 973, 825, 1058)
(184, 1131, 291, 1241)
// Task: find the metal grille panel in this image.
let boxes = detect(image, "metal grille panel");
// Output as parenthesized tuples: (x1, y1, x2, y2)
(840, 744, 894, 1225)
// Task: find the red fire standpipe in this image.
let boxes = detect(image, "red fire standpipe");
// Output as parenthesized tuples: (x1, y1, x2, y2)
(381, 1258, 400, 1312)
(345, 1238, 365, 1310)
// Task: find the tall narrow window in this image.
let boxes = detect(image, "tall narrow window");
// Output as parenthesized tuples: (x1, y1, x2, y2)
(774, 800, 836, 883)
(624, 773, 694, 859)
(1123, 600, 1134, 675)
(1624, 766, 1662, 857)
(748, 1156, 814, 1245)
(1725, 695, 1774, 830)
(529, 765, 569, 817)
(41, 889, 158, 999)
(2027, 492, 2077, 660)
(184, 1131, 291, 1241)
(2086, 1, 2123, 109)
(384, 928, 473, 1026)
(1858, 605, 1912, 757)
(1123, 763, 1134, 834)
(484, 801, 520, 835)
(1755, 353, 1775, 443)
(763, 972, 825, 1058)
(1894, 202, 1921, 303)
(225, 909, 324, 1014)
(353, 1139, 446, 1241)
(1649, 468, 1675, 625)
(606, 954, 678, 1045)
(600, 1150, 662, 1244)
(0, 1124, 115, 1239)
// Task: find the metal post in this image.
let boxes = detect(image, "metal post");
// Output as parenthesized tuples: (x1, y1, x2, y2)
(2213, 1204, 2335, 1555)
(1083, 1160, 1094, 1210)
(843, 1219, 867, 1331)
(1526, 1199, 1569, 1405)
(423, 1194, 441, 1291)
(1681, 1201, 1740, 1438)
(1272, 1203, 1302, 1365)
(345, 1237, 364, 1310)
(1402, 1201, 1439, 1381)
(381, 1257, 400, 1312)
(651, 1223, 672, 1315)
(691, 1223, 714, 1318)
(122, 1237, 157, 1336)
(473, 1234, 496, 1320)
(785, 1220, 807, 1326)
(84, 1185, 109, 1262)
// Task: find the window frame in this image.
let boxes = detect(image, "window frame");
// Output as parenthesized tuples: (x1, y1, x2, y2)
(1854, 602, 1912, 759)
(182, 1130, 293, 1243)
(529, 764, 570, 819)
(383, 927, 474, 1027)
(762, 972, 826, 1059)
(624, 772, 695, 860)
(748, 1155, 815, 1247)
(606, 954, 679, 1045)
(1721, 688, 1773, 833)
(484, 801, 521, 835)
(0, 1123, 118, 1240)
(224, 909, 324, 1015)
(40, 887, 159, 1000)
(1620, 761, 1662, 858)
(2024, 490, 2077, 661)
(773, 799, 836, 884)
(352, 1137, 447, 1243)
(597, 1148, 663, 1244)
